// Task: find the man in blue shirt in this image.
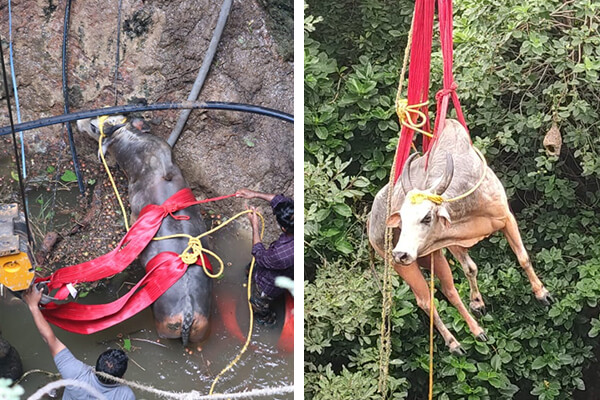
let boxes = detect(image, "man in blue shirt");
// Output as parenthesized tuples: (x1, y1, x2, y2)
(23, 286, 135, 400)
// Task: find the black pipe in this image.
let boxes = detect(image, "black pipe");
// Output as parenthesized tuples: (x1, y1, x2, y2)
(62, 0, 85, 193)
(0, 35, 33, 247)
(0, 101, 293, 136)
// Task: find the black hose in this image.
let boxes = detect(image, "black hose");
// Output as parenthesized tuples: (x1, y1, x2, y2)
(114, 0, 124, 105)
(62, 0, 85, 193)
(0, 101, 293, 136)
(0, 35, 33, 247)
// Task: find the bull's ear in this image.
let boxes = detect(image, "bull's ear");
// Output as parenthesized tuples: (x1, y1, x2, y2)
(437, 206, 451, 228)
(386, 212, 402, 228)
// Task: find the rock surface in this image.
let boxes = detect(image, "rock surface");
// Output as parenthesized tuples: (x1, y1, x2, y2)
(0, 0, 293, 243)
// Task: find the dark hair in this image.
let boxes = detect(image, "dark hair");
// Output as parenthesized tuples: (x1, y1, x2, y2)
(95, 349, 128, 384)
(274, 198, 294, 234)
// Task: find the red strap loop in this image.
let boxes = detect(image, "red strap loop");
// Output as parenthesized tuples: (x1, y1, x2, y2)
(435, 81, 458, 102)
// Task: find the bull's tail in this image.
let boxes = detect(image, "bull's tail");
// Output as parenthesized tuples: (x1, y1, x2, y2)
(181, 309, 194, 346)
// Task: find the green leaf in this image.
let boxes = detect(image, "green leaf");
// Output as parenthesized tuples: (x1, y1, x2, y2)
(123, 338, 131, 351)
(46, 166, 56, 173)
(332, 203, 352, 217)
(531, 356, 546, 370)
(61, 170, 78, 182)
(11, 171, 19, 181)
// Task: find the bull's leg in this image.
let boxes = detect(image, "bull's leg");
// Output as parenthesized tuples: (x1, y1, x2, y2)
(393, 261, 464, 355)
(419, 251, 487, 341)
(447, 245, 486, 316)
(502, 213, 552, 304)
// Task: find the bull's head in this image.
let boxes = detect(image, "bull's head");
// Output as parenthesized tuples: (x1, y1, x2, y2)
(386, 153, 454, 265)
(77, 115, 148, 159)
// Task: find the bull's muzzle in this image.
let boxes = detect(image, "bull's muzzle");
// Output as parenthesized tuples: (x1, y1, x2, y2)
(392, 250, 414, 265)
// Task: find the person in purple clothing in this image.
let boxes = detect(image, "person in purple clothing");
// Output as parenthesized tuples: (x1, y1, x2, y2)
(236, 188, 294, 326)
(23, 285, 135, 400)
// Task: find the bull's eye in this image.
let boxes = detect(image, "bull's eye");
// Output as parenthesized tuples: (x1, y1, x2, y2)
(421, 212, 432, 225)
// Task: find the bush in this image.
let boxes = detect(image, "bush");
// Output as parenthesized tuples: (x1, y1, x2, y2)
(304, 0, 600, 398)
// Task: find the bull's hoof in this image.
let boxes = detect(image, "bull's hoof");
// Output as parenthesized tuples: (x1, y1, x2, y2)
(469, 303, 487, 318)
(536, 289, 554, 306)
(449, 344, 466, 356)
(470, 303, 487, 318)
(476, 332, 488, 342)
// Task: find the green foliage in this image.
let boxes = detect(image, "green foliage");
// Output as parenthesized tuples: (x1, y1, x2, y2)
(304, 0, 600, 398)
(60, 170, 78, 183)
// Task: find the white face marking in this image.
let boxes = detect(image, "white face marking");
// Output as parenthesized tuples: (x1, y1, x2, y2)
(392, 190, 438, 265)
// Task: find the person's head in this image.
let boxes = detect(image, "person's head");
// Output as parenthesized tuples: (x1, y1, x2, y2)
(274, 198, 294, 234)
(95, 349, 128, 384)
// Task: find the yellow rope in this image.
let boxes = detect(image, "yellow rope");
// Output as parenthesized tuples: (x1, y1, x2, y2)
(396, 99, 433, 138)
(406, 146, 488, 205)
(153, 209, 264, 279)
(428, 256, 435, 400)
(443, 147, 487, 203)
(208, 213, 265, 396)
(97, 115, 130, 231)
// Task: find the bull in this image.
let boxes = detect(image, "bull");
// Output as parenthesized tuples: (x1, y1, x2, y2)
(368, 119, 551, 354)
(77, 115, 212, 345)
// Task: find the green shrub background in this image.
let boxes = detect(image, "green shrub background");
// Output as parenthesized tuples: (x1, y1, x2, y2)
(304, 1, 600, 399)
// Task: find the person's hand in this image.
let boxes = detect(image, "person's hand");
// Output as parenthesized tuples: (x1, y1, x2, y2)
(23, 285, 43, 309)
(246, 206, 260, 228)
(236, 188, 257, 199)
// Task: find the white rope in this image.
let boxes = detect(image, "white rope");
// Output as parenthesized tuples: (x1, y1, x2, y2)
(94, 371, 294, 400)
(28, 374, 294, 400)
(28, 379, 107, 400)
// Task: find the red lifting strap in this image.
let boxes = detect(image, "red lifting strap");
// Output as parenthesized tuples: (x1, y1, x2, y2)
(393, 0, 469, 184)
(36, 188, 228, 334)
(393, 0, 435, 184)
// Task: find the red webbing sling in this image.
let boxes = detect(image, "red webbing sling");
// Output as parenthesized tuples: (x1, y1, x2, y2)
(36, 188, 232, 334)
(392, 0, 469, 183)
(393, 0, 435, 184)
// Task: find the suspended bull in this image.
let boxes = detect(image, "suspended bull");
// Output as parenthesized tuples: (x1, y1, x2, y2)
(368, 119, 551, 354)
(77, 116, 212, 345)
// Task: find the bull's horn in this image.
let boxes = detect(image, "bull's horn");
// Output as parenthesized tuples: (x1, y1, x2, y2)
(400, 152, 420, 194)
(432, 153, 454, 195)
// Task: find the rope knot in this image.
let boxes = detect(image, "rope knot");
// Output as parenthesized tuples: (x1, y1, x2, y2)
(435, 81, 458, 102)
(409, 191, 444, 205)
(180, 237, 204, 265)
(395, 99, 432, 138)
(162, 204, 190, 221)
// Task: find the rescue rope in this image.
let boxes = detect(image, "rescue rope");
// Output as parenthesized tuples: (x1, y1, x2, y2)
(34, 372, 294, 400)
(153, 209, 266, 394)
(379, 6, 416, 398)
(153, 209, 265, 280)
(97, 115, 131, 230)
(407, 146, 488, 206)
(428, 255, 435, 400)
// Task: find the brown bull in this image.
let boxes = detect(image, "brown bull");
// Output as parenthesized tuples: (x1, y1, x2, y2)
(368, 119, 551, 354)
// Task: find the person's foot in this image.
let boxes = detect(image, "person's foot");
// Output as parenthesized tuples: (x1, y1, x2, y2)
(256, 312, 276, 328)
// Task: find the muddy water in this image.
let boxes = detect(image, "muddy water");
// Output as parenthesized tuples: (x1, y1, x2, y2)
(0, 186, 294, 399)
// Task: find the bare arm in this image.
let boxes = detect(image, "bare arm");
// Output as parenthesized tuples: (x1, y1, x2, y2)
(23, 286, 66, 357)
(247, 206, 263, 246)
(236, 188, 276, 203)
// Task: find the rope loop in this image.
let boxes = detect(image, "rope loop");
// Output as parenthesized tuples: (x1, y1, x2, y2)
(395, 99, 433, 138)
(163, 204, 190, 220)
(435, 81, 458, 102)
